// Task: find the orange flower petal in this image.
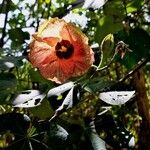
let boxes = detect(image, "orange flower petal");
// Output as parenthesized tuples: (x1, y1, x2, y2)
(29, 41, 56, 67)
(42, 37, 60, 47)
(59, 60, 75, 76)
(29, 18, 94, 84)
(60, 23, 88, 44)
(40, 61, 64, 84)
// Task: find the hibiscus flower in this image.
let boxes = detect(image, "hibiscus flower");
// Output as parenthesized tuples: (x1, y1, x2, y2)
(28, 18, 94, 84)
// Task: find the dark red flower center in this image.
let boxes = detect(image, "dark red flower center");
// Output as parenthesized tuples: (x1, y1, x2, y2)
(55, 40, 74, 59)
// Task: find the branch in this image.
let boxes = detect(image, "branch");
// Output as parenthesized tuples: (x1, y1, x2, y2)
(0, 0, 5, 14)
(118, 55, 150, 83)
(142, 22, 150, 25)
(0, 0, 10, 48)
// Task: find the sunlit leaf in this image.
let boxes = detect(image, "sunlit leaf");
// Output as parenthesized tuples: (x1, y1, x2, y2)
(13, 94, 46, 108)
(56, 87, 74, 111)
(99, 91, 135, 105)
(95, 0, 127, 43)
(128, 137, 135, 148)
(90, 132, 106, 150)
(87, 121, 106, 150)
(48, 123, 69, 149)
(48, 84, 81, 112)
(50, 87, 74, 120)
(95, 15, 123, 43)
(45, 0, 51, 4)
(47, 82, 74, 97)
(98, 33, 114, 68)
(126, 0, 144, 13)
(12, 90, 41, 105)
(82, 0, 108, 9)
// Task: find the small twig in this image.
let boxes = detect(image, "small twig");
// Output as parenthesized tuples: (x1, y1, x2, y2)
(123, 0, 128, 16)
(35, 0, 40, 31)
(97, 106, 112, 116)
(118, 55, 150, 83)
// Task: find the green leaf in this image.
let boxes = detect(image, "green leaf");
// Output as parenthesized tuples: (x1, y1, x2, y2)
(98, 34, 114, 68)
(115, 28, 150, 69)
(9, 13, 26, 28)
(95, 15, 123, 43)
(90, 131, 106, 150)
(0, 113, 30, 133)
(86, 121, 106, 150)
(0, 0, 17, 13)
(0, 73, 17, 103)
(45, 0, 51, 3)
(95, 0, 138, 43)
(27, 126, 37, 137)
(126, 0, 144, 13)
(29, 68, 54, 92)
(95, 0, 125, 42)
(49, 87, 74, 121)
(103, 0, 125, 17)
(0, 89, 11, 102)
(30, 99, 53, 119)
(29, 68, 50, 83)
(48, 123, 69, 149)
(0, 73, 17, 91)
(99, 91, 135, 105)
(8, 28, 30, 48)
(0, 56, 23, 70)
(85, 77, 114, 93)
(49, 124, 69, 140)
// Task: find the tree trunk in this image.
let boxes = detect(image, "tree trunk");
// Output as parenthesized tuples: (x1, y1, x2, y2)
(132, 68, 150, 150)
